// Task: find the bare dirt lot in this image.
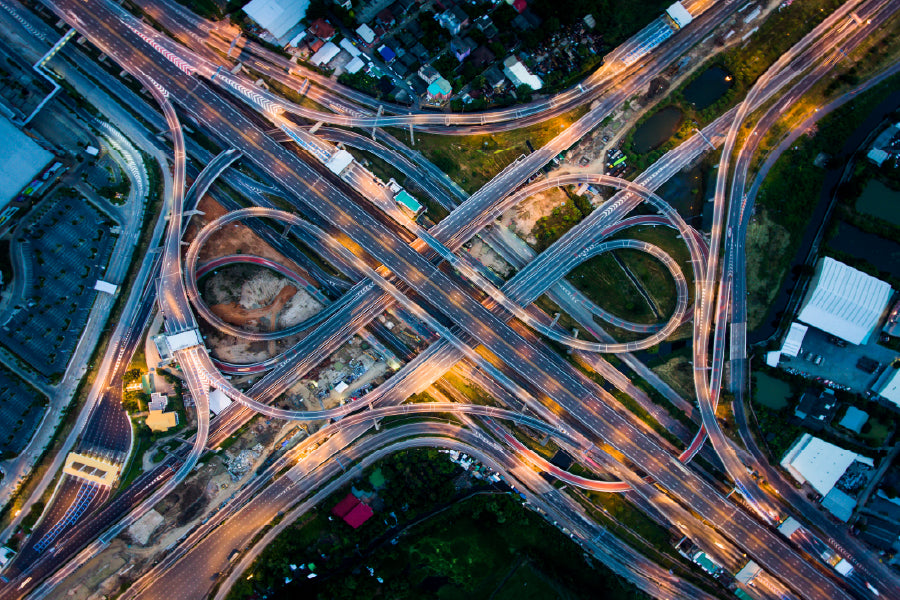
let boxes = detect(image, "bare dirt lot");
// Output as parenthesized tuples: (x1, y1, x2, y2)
(499, 187, 571, 246)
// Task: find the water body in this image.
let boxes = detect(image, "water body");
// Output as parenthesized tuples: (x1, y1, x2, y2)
(632, 106, 683, 153)
(827, 221, 900, 279)
(753, 373, 792, 410)
(855, 179, 900, 226)
(655, 165, 703, 225)
(683, 66, 734, 110)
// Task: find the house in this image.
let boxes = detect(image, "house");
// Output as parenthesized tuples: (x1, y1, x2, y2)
(436, 6, 469, 35)
(838, 406, 869, 434)
(474, 14, 498, 39)
(409, 42, 430, 61)
(792, 388, 838, 431)
(469, 45, 495, 68)
(418, 64, 441, 83)
(356, 23, 377, 46)
(483, 65, 506, 90)
(306, 18, 335, 41)
(502, 56, 542, 90)
(513, 0, 527, 12)
(376, 8, 395, 28)
(331, 493, 374, 529)
(378, 44, 397, 63)
(450, 37, 476, 62)
(426, 77, 452, 101)
(310, 41, 340, 66)
(392, 0, 415, 14)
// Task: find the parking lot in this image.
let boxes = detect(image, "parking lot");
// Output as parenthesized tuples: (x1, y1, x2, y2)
(779, 327, 899, 394)
(0, 362, 47, 457)
(0, 192, 116, 379)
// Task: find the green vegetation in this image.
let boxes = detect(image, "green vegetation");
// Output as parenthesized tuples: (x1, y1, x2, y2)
(391, 106, 587, 194)
(20, 500, 46, 534)
(118, 422, 150, 492)
(750, 71, 900, 332)
(532, 188, 592, 251)
(622, 0, 844, 168)
(230, 448, 648, 600)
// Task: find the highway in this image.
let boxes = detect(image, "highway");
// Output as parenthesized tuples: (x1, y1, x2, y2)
(0, 0, 892, 598)
(42, 2, 860, 597)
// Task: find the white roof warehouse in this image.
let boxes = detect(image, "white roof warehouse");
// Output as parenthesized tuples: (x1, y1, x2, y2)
(797, 257, 892, 345)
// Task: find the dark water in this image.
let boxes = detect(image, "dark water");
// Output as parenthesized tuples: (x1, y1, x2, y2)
(633, 106, 683, 153)
(827, 221, 900, 279)
(656, 165, 704, 224)
(683, 66, 733, 110)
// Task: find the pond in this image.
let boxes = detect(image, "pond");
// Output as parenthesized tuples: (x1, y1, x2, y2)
(855, 178, 900, 226)
(827, 221, 900, 279)
(632, 106, 683, 154)
(683, 66, 734, 110)
(655, 165, 703, 224)
(753, 372, 792, 410)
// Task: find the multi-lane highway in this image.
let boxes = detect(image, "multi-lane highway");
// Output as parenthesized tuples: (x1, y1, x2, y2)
(2, 0, 897, 598)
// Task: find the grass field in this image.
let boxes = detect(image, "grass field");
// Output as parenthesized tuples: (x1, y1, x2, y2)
(391, 106, 588, 194)
(568, 225, 694, 328)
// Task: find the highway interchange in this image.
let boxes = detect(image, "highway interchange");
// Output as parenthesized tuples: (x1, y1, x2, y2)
(1, 0, 900, 598)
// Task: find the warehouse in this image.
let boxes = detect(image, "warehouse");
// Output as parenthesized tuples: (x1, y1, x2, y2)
(780, 433, 873, 496)
(797, 257, 892, 345)
(243, 0, 310, 42)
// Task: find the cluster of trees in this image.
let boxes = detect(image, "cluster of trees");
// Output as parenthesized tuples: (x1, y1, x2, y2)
(532, 190, 593, 251)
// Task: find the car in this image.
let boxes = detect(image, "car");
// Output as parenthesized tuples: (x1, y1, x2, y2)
(602, 135, 610, 143)
(579, 156, 591, 166)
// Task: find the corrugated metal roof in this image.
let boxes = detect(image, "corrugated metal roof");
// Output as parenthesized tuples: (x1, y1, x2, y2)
(797, 257, 892, 345)
(243, 0, 310, 40)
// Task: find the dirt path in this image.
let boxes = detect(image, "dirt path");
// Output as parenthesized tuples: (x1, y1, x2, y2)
(210, 284, 297, 328)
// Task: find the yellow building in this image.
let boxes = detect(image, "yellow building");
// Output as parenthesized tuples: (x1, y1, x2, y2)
(145, 410, 178, 432)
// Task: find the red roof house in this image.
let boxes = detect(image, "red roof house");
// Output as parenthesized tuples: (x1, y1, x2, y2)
(343, 502, 374, 529)
(331, 493, 374, 529)
(332, 493, 359, 518)
(307, 18, 336, 41)
(513, 0, 527, 13)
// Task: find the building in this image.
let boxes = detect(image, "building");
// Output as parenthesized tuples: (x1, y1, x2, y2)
(838, 406, 869, 434)
(874, 367, 900, 408)
(310, 41, 340, 66)
(735, 561, 762, 586)
(821, 487, 856, 522)
(209, 387, 233, 415)
(331, 493, 374, 529)
(356, 23, 376, 46)
(418, 65, 441, 84)
(146, 409, 178, 432)
(502, 56, 542, 90)
(0, 116, 53, 209)
(395, 190, 422, 215)
(436, 7, 469, 35)
(792, 388, 838, 431)
(344, 56, 366, 74)
(243, 0, 311, 42)
(796, 257, 892, 345)
(339, 38, 362, 58)
(63, 452, 120, 486)
(781, 321, 808, 357)
(868, 148, 890, 167)
(306, 18, 335, 41)
(426, 77, 452, 102)
(149, 392, 168, 412)
(665, 1, 693, 28)
(325, 149, 353, 175)
(483, 66, 506, 90)
(450, 37, 476, 62)
(377, 45, 396, 63)
(780, 433, 873, 496)
(0, 546, 15, 571)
